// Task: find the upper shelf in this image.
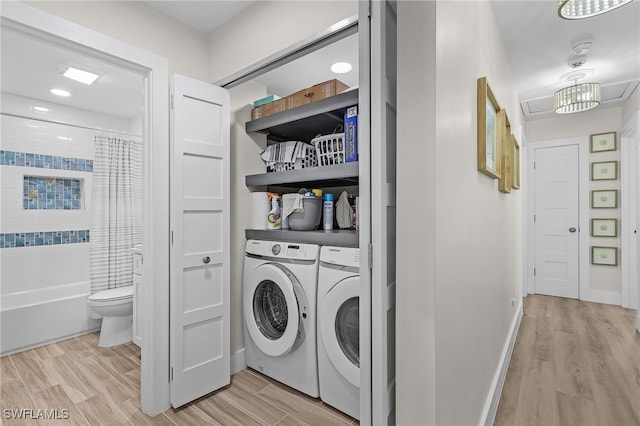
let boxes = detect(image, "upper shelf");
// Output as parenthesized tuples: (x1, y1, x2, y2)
(246, 162, 358, 190)
(245, 89, 359, 142)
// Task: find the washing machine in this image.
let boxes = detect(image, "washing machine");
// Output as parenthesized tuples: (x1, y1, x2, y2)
(243, 239, 320, 397)
(317, 245, 360, 420)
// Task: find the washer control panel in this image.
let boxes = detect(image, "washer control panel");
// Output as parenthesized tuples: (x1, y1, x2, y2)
(246, 240, 319, 261)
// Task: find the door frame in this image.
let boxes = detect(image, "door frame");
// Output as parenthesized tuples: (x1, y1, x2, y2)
(525, 137, 590, 299)
(621, 112, 640, 310)
(1, 3, 171, 415)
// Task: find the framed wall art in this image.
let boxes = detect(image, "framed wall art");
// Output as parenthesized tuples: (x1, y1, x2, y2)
(592, 190, 618, 208)
(591, 218, 617, 237)
(477, 77, 501, 179)
(498, 110, 512, 193)
(591, 161, 618, 180)
(590, 132, 616, 152)
(592, 246, 618, 266)
(511, 134, 520, 190)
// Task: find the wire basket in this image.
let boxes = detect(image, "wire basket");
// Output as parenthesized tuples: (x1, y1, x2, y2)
(312, 133, 345, 166)
(266, 143, 318, 172)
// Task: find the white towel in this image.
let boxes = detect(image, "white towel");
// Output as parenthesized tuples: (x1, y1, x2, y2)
(282, 193, 304, 218)
(260, 141, 307, 169)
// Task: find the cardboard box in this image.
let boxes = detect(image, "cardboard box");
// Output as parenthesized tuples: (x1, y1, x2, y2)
(286, 79, 349, 109)
(344, 105, 358, 162)
(251, 97, 287, 120)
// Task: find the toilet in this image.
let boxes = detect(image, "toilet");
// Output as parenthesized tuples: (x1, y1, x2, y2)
(87, 286, 134, 347)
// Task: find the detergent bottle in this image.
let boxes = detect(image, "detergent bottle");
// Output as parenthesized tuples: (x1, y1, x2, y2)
(266, 193, 282, 230)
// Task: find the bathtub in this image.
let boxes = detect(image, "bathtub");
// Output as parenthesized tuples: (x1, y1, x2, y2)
(0, 281, 100, 356)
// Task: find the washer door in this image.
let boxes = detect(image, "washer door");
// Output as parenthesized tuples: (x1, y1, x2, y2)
(244, 263, 300, 357)
(320, 276, 360, 388)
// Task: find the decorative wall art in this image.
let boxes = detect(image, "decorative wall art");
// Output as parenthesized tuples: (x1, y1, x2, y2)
(591, 218, 617, 237)
(477, 77, 501, 179)
(591, 190, 618, 209)
(591, 161, 618, 181)
(590, 132, 616, 152)
(511, 134, 520, 190)
(592, 246, 618, 266)
(498, 110, 512, 193)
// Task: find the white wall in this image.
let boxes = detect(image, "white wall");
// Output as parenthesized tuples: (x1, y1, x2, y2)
(206, 1, 358, 357)
(25, 0, 210, 81)
(622, 84, 640, 125)
(397, 1, 523, 425)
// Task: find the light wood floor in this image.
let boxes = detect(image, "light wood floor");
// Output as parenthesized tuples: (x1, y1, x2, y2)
(0, 332, 357, 425)
(495, 294, 640, 426)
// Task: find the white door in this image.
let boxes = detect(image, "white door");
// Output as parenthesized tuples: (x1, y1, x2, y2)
(534, 145, 580, 299)
(170, 74, 230, 407)
(368, 0, 397, 424)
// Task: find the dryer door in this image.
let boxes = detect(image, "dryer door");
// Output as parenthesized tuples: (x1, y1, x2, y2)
(244, 263, 301, 357)
(320, 276, 360, 388)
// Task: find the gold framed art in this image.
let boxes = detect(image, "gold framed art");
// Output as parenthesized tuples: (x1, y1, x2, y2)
(591, 218, 617, 237)
(592, 246, 618, 266)
(477, 77, 501, 179)
(498, 110, 512, 193)
(591, 161, 618, 180)
(591, 190, 618, 209)
(590, 132, 616, 152)
(511, 134, 520, 190)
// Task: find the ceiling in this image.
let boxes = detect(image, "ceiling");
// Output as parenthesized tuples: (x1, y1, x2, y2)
(1, 1, 637, 122)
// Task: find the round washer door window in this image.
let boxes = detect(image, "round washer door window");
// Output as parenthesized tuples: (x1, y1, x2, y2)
(320, 276, 360, 388)
(244, 263, 299, 357)
(335, 296, 359, 367)
(254, 280, 289, 340)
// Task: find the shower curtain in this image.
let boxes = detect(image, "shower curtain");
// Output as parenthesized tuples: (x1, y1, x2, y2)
(90, 135, 142, 293)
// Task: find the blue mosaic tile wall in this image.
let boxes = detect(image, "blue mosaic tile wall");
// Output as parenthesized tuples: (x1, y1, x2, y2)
(0, 150, 93, 172)
(0, 230, 90, 248)
(24, 177, 82, 210)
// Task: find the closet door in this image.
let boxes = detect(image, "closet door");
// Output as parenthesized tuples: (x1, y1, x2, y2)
(361, 1, 397, 424)
(170, 74, 230, 407)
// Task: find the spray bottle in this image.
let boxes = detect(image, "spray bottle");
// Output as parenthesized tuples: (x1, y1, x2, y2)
(266, 193, 282, 230)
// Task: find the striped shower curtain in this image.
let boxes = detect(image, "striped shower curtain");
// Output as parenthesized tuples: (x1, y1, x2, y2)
(90, 135, 142, 293)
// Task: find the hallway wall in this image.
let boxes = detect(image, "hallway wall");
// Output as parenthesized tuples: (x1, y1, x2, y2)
(397, 1, 524, 424)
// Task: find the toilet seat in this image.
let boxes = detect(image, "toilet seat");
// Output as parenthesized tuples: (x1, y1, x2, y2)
(88, 286, 133, 303)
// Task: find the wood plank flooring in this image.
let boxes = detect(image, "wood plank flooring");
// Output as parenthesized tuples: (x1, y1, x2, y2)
(495, 294, 640, 426)
(0, 332, 357, 425)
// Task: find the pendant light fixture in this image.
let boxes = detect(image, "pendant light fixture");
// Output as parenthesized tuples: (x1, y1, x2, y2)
(557, 0, 634, 19)
(554, 77, 601, 114)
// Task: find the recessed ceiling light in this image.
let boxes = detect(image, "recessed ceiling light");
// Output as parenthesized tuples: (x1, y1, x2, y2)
(62, 65, 101, 85)
(330, 62, 353, 74)
(57, 136, 73, 141)
(32, 106, 51, 113)
(50, 88, 71, 97)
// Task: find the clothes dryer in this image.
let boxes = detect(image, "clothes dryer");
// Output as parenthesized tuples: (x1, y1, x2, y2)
(243, 239, 320, 397)
(317, 245, 360, 420)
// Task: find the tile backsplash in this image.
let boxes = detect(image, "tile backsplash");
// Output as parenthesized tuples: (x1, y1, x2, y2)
(0, 230, 90, 248)
(23, 176, 83, 210)
(0, 150, 93, 172)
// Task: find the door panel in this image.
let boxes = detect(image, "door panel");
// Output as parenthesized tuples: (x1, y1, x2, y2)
(534, 145, 579, 299)
(170, 74, 230, 408)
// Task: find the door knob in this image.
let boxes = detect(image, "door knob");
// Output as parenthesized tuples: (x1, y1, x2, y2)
(202, 256, 211, 264)
(569, 227, 577, 233)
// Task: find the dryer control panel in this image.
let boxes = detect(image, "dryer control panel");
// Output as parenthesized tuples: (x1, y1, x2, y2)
(320, 246, 360, 268)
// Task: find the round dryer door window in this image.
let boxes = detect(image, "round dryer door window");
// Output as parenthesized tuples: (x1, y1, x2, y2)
(243, 263, 300, 357)
(320, 276, 360, 388)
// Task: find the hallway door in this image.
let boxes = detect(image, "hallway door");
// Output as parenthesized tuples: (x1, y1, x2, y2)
(533, 144, 580, 299)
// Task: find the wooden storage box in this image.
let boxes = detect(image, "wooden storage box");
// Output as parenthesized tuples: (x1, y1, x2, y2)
(286, 79, 349, 109)
(251, 97, 287, 120)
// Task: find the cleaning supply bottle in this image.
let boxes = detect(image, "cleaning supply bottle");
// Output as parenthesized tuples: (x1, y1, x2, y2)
(323, 193, 334, 230)
(266, 193, 282, 230)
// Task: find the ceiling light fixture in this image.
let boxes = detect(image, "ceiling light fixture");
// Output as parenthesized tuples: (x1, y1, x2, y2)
(61, 64, 102, 85)
(554, 78, 601, 113)
(32, 106, 51, 113)
(330, 62, 353, 74)
(50, 88, 71, 97)
(557, 0, 634, 19)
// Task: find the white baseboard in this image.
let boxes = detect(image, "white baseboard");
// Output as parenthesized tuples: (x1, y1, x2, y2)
(480, 299, 523, 426)
(580, 289, 621, 306)
(231, 348, 246, 375)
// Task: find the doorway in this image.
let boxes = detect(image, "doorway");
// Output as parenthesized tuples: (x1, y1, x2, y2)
(1, 3, 170, 415)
